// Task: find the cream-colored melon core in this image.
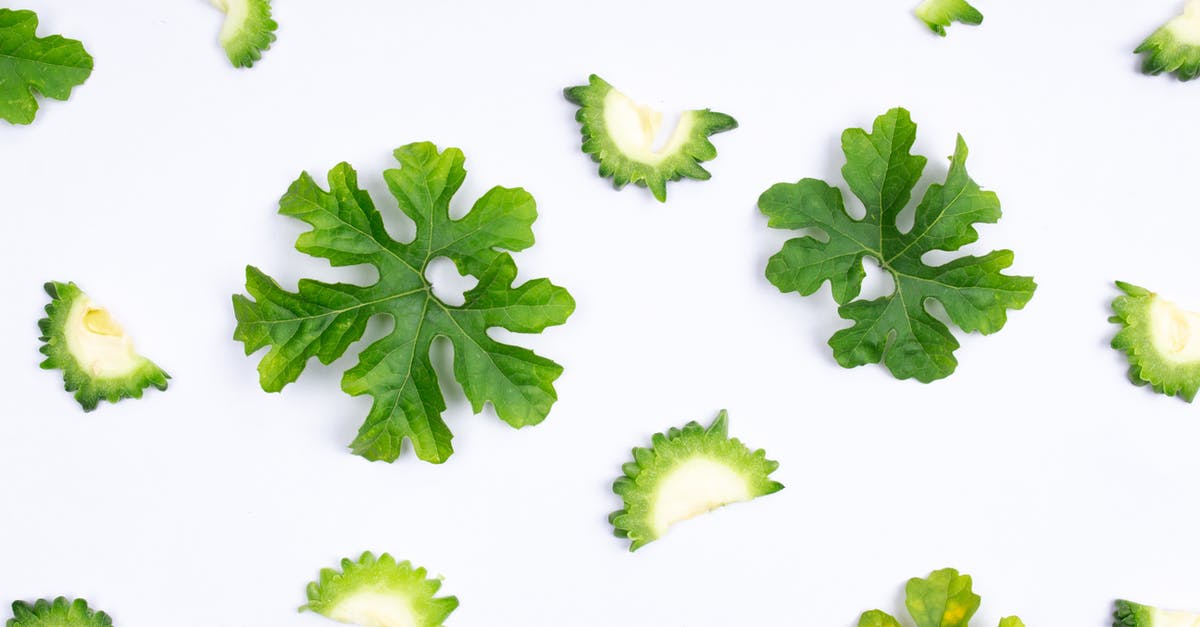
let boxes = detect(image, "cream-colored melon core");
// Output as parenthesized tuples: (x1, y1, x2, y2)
(1148, 297, 1200, 364)
(64, 296, 143, 379)
(650, 457, 752, 537)
(1151, 608, 1200, 627)
(328, 591, 418, 627)
(1166, 0, 1200, 45)
(210, 0, 250, 45)
(602, 89, 695, 165)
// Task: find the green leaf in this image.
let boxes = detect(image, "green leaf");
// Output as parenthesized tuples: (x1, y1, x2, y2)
(857, 569, 1021, 627)
(761, 108, 1036, 382)
(858, 610, 903, 627)
(906, 568, 980, 627)
(233, 142, 575, 464)
(0, 9, 93, 124)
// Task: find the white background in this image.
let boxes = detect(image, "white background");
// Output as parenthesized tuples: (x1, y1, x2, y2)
(3, 1, 1200, 625)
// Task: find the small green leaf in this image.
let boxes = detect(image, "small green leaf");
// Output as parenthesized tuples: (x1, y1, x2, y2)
(905, 568, 981, 627)
(856, 569, 1021, 627)
(761, 108, 1036, 382)
(0, 9, 93, 125)
(233, 142, 575, 463)
(858, 610, 903, 627)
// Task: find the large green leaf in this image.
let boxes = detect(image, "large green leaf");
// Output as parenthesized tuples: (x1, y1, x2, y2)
(233, 142, 575, 463)
(0, 9, 93, 125)
(761, 108, 1036, 382)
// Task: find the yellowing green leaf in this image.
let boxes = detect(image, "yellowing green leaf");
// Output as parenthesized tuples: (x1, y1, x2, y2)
(856, 569, 1022, 627)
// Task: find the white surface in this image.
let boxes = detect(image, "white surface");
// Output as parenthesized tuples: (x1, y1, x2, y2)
(2, 1, 1200, 625)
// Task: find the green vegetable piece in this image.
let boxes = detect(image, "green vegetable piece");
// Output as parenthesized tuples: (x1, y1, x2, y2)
(609, 410, 783, 551)
(1136, 0, 1200, 81)
(7, 597, 113, 627)
(760, 108, 1036, 382)
(302, 552, 458, 627)
(0, 9, 93, 125)
(914, 0, 983, 36)
(39, 282, 170, 411)
(858, 568, 1021, 627)
(859, 610, 904, 627)
(233, 142, 575, 464)
(1110, 281, 1200, 402)
(564, 74, 737, 202)
(209, 0, 276, 68)
(905, 568, 981, 627)
(1114, 600, 1200, 627)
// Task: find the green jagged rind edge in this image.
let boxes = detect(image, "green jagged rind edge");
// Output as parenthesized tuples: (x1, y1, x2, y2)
(215, 0, 277, 68)
(564, 74, 737, 202)
(301, 551, 459, 626)
(1135, 24, 1200, 81)
(38, 281, 170, 411)
(914, 0, 984, 36)
(1110, 281, 1200, 402)
(7, 597, 113, 627)
(609, 409, 784, 552)
(1114, 600, 1161, 627)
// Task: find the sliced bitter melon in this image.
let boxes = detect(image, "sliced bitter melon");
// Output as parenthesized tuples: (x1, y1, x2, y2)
(1111, 281, 1200, 402)
(1114, 600, 1200, 627)
(1136, 0, 1200, 81)
(7, 597, 113, 627)
(302, 552, 458, 627)
(210, 0, 276, 68)
(564, 74, 737, 202)
(914, 0, 983, 36)
(610, 410, 783, 551)
(38, 281, 169, 411)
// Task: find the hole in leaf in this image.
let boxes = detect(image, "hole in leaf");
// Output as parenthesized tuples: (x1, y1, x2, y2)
(367, 184, 418, 244)
(858, 256, 896, 300)
(429, 336, 469, 412)
(920, 248, 968, 267)
(843, 194, 867, 221)
(924, 297, 954, 328)
(424, 256, 476, 306)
